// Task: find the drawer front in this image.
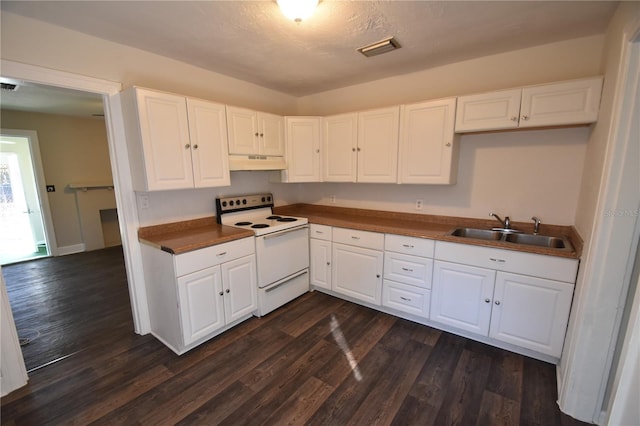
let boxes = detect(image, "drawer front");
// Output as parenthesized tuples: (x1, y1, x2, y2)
(382, 279, 430, 318)
(332, 227, 384, 250)
(310, 224, 332, 241)
(384, 252, 433, 289)
(434, 241, 578, 283)
(175, 237, 255, 276)
(385, 234, 434, 257)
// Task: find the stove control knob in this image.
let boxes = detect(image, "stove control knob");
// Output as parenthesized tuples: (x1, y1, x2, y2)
(261, 197, 266, 202)
(222, 201, 227, 207)
(236, 199, 241, 206)
(229, 200, 234, 206)
(242, 199, 247, 205)
(267, 196, 272, 202)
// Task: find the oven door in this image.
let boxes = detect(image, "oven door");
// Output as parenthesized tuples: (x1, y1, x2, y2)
(255, 225, 309, 288)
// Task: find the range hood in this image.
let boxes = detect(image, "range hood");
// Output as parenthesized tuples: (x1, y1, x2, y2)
(228, 154, 287, 171)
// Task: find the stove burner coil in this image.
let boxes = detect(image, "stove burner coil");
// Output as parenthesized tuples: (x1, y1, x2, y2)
(277, 217, 297, 222)
(235, 221, 252, 226)
(251, 224, 270, 229)
(266, 215, 282, 220)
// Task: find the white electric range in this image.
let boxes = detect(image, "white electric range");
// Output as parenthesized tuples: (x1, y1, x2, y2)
(216, 193, 309, 316)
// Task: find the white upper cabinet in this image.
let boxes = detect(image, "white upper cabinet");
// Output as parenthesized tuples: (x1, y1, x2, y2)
(357, 106, 400, 183)
(398, 98, 459, 184)
(120, 87, 230, 191)
(226, 106, 284, 156)
(281, 117, 322, 183)
(323, 113, 358, 182)
(455, 77, 603, 133)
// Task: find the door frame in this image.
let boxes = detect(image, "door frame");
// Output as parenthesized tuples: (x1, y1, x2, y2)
(0, 128, 58, 258)
(0, 60, 150, 336)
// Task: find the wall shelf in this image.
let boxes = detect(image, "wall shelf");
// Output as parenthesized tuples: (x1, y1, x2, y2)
(68, 183, 114, 192)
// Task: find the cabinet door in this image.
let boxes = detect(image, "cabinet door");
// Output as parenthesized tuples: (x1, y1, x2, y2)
(221, 255, 258, 324)
(258, 112, 285, 156)
(135, 88, 194, 190)
(284, 117, 322, 182)
(455, 89, 522, 132)
(399, 98, 458, 184)
(226, 106, 259, 155)
(186, 98, 231, 188)
(431, 260, 496, 335)
(519, 77, 603, 128)
(332, 243, 383, 305)
(489, 272, 574, 357)
(177, 266, 225, 346)
(310, 238, 331, 290)
(357, 106, 400, 183)
(323, 113, 358, 182)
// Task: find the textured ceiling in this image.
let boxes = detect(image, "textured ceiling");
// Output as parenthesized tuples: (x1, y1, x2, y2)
(1, 1, 618, 98)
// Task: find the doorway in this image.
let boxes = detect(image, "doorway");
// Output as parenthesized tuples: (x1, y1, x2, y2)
(0, 131, 51, 265)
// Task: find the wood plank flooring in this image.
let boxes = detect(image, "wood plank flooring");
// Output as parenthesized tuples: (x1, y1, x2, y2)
(1, 247, 589, 425)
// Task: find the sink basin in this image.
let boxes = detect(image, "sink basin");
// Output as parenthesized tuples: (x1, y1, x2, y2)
(449, 228, 503, 241)
(504, 233, 572, 250)
(449, 227, 573, 251)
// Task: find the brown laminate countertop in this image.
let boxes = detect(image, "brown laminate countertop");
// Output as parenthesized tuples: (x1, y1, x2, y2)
(274, 204, 583, 259)
(138, 217, 254, 254)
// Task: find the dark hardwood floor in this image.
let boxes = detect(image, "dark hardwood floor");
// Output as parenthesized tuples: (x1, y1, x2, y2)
(1, 247, 588, 425)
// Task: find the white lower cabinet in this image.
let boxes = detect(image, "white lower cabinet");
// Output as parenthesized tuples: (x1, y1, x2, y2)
(142, 237, 257, 355)
(431, 241, 578, 359)
(310, 238, 332, 290)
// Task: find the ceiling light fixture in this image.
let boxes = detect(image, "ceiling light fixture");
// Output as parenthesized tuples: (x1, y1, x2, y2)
(357, 37, 401, 57)
(277, 0, 318, 23)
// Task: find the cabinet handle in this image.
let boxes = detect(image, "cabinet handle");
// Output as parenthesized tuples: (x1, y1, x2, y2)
(226, 289, 230, 293)
(485, 298, 491, 303)
(219, 291, 224, 296)
(315, 230, 324, 234)
(400, 296, 412, 302)
(489, 257, 506, 263)
(401, 267, 414, 272)
(193, 144, 198, 149)
(402, 244, 414, 248)
(495, 300, 501, 305)
(184, 144, 190, 149)
(521, 115, 529, 121)
(511, 116, 518, 121)
(351, 236, 360, 240)
(217, 251, 228, 257)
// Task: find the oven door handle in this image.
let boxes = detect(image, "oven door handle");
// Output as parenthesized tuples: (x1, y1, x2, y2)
(262, 225, 309, 240)
(264, 269, 309, 293)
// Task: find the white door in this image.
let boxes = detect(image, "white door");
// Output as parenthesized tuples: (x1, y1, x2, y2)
(135, 88, 193, 190)
(323, 113, 357, 182)
(284, 117, 322, 182)
(398, 98, 458, 184)
(332, 243, 383, 305)
(226, 106, 258, 155)
(519, 77, 603, 128)
(177, 266, 225, 346)
(186, 98, 231, 188)
(310, 238, 331, 289)
(357, 106, 400, 183)
(221, 255, 258, 323)
(431, 260, 496, 335)
(258, 112, 285, 156)
(490, 271, 574, 357)
(454, 88, 522, 132)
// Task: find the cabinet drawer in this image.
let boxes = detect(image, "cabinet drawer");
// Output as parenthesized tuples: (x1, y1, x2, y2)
(434, 241, 578, 283)
(310, 224, 332, 241)
(384, 252, 433, 289)
(333, 227, 384, 250)
(382, 280, 430, 318)
(175, 237, 255, 276)
(385, 234, 434, 257)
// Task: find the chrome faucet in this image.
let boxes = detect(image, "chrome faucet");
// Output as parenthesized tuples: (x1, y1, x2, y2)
(531, 216, 542, 234)
(490, 213, 520, 233)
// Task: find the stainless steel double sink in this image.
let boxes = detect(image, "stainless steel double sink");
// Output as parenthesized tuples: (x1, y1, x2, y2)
(449, 227, 573, 251)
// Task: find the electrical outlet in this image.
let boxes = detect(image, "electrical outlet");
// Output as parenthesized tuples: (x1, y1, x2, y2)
(138, 194, 150, 209)
(415, 199, 423, 210)
(330, 195, 336, 204)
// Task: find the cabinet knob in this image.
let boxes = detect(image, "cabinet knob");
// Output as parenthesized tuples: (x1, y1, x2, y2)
(352, 148, 356, 152)
(485, 298, 491, 303)
(226, 289, 230, 293)
(357, 147, 361, 152)
(327, 262, 330, 266)
(521, 115, 529, 121)
(260, 133, 264, 137)
(219, 291, 224, 296)
(316, 149, 320, 153)
(376, 274, 380, 278)
(511, 116, 518, 121)
(193, 144, 198, 149)
(185, 144, 190, 149)
(255, 132, 260, 137)
(445, 143, 451, 147)
(495, 300, 501, 305)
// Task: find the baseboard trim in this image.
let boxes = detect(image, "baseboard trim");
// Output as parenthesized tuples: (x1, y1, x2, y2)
(56, 244, 85, 256)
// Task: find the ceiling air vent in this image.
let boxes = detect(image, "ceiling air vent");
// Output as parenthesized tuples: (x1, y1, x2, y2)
(357, 36, 401, 58)
(1, 83, 18, 91)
